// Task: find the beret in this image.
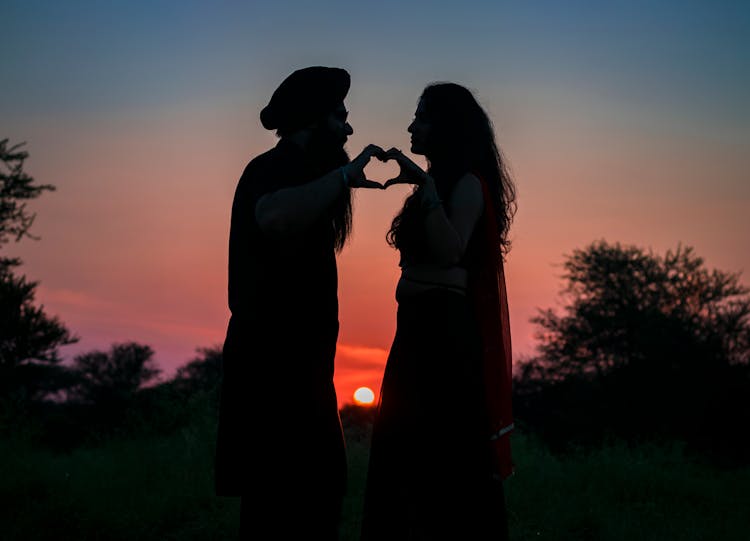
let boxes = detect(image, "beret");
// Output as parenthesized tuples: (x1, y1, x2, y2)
(260, 66, 350, 132)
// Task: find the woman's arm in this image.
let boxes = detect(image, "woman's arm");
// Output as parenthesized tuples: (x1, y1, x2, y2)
(381, 148, 484, 266)
(420, 173, 484, 266)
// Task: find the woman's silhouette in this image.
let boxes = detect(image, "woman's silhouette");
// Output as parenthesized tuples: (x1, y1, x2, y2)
(362, 83, 517, 540)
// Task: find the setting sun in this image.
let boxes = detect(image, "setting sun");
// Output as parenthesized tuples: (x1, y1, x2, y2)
(353, 387, 375, 405)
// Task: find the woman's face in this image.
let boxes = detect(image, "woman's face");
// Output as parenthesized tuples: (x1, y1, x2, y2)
(408, 99, 431, 155)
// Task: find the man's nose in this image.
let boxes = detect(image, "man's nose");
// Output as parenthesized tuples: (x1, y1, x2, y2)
(345, 122, 353, 136)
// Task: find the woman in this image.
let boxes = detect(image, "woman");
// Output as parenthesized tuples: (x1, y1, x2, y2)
(362, 83, 517, 540)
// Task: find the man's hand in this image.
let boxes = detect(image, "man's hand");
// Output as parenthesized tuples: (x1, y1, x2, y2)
(380, 147, 429, 188)
(342, 144, 386, 189)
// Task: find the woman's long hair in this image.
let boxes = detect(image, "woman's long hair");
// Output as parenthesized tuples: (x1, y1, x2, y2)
(386, 83, 516, 260)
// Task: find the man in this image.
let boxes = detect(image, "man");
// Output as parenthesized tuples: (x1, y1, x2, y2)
(214, 66, 383, 539)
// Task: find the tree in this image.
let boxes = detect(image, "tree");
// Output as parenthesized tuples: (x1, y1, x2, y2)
(530, 241, 749, 377)
(516, 241, 750, 461)
(69, 342, 160, 406)
(0, 264, 78, 400)
(173, 345, 222, 393)
(0, 139, 77, 402)
(0, 138, 56, 248)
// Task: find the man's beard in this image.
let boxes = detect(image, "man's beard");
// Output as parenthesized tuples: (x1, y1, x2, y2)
(305, 125, 352, 252)
(305, 124, 350, 174)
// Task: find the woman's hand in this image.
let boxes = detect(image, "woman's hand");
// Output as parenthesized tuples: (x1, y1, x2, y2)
(380, 147, 430, 188)
(343, 144, 386, 189)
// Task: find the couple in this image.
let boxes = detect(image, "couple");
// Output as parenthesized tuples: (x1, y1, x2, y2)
(214, 66, 516, 540)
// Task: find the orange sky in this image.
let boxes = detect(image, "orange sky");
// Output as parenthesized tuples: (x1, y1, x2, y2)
(11, 98, 749, 406)
(5, 3, 749, 407)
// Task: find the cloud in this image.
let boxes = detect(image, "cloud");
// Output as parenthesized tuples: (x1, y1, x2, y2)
(36, 286, 112, 311)
(336, 343, 389, 371)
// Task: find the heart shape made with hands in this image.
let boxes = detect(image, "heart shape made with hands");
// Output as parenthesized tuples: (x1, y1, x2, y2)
(355, 147, 427, 189)
(361, 157, 401, 188)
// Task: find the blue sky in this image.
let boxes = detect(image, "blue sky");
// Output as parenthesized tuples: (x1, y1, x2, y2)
(5, 1, 748, 118)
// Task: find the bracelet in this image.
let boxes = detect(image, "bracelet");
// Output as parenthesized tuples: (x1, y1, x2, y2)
(340, 166, 349, 189)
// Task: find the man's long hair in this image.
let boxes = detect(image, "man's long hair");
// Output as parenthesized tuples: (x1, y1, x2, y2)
(387, 83, 516, 260)
(331, 169, 352, 253)
(300, 123, 352, 253)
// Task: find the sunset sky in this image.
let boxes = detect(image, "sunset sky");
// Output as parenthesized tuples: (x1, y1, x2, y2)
(3, 1, 749, 405)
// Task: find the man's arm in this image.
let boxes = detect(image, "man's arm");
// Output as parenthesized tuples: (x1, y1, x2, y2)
(255, 144, 384, 238)
(255, 168, 345, 236)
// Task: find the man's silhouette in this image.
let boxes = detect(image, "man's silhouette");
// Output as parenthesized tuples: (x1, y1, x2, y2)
(214, 66, 382, 540)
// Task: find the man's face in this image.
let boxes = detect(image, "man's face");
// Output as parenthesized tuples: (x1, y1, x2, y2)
(323, 103, 354, 148)
(305, 103, 352, 174)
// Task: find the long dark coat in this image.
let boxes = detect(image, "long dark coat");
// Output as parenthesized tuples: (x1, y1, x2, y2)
(214, 139, 346, 498)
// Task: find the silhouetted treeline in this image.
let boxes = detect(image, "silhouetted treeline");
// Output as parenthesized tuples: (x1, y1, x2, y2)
(0, 343, 221, 449)
(513, 241, 750, 466)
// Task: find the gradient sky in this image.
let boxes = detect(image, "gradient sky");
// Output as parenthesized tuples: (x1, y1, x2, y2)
(3, 1, 749, 405)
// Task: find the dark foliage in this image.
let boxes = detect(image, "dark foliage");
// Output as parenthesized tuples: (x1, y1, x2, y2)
(0, 139, 78, 404)
(172, 345, 222, 394)
(515, 241, 750, 465)
(339, 403, 376, 441)
(0, 138, 55, 246)
(68, 342, 161, 407)
(0, 262, 78, 398)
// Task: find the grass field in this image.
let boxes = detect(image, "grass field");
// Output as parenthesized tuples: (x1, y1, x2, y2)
(2, 411, 748, 540)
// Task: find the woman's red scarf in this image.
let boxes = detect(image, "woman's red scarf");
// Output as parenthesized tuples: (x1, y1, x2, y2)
(469, 174, 514, 481)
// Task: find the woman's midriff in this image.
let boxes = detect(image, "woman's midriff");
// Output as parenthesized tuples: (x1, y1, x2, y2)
(396, 264, 469, 301)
